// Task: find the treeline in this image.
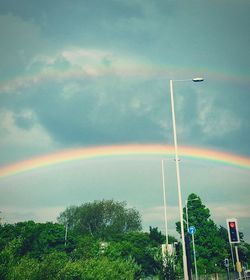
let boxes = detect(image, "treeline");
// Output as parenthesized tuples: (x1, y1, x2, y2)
(0, 196, 249, 279)
(0, 200, 174, 279)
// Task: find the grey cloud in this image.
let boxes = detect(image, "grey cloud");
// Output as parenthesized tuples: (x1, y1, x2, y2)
(2, 72, 250, 155)
(0, 14, 48, 80)
(1, 77, 168, 146)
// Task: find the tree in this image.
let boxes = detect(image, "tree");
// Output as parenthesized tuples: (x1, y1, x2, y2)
(105, 231, 160, 277)
(69, 235, 99, 261)
(37, 251, 68, 280)
(57, 257, 141, 280)
(176, 193, 229, 274)
(57, 200, 142, 238)
(0, 238, 23, 280)
(149, 226, 165, 245)
(9, 257, 39, 280)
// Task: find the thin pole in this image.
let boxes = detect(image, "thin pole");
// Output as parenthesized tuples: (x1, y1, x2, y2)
(230, 243, 236, 272)
(235, 246, 242, 279)
(186, 200, 189, 232)
(192, 233, 198, 280)
(64, 223, 68, 246)
(161, 159, 169, 245)
(170, 79, 188, 280)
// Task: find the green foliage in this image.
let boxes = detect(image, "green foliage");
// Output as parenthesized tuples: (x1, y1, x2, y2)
(58, 200, 142, 239)
(57, 257, 140, 280)
(9, 257, 40, 280)
(1, 196, 250, 279)
(149, 226, 165, 245)
(70, 235, 99, 260)
(0, 238, 23, 280)
(105, 231, 160, 277)
(160, 258, 177, 280)
(85, 257, 140, 280)
(38, 251, 68, 280)
(0, 221, 66, 259)
(57, 261, 84, 280)
(176, 193, 234, 274)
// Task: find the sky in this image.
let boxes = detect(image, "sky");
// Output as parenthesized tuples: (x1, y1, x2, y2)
(0, 0, 250, 242)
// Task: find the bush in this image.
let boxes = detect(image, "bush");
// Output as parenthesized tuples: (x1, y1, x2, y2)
(58, 257, 140, 280)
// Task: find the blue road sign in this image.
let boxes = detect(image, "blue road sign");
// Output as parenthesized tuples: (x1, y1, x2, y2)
(188, 226, 196, 235)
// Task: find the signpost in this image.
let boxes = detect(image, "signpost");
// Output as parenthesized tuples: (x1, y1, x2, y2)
(188, 226, 198, 280)
(224, 258, 230, 280)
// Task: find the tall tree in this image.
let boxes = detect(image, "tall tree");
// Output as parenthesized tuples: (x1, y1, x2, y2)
(58, 199, 142, 238)
(176, 193, 229, 274)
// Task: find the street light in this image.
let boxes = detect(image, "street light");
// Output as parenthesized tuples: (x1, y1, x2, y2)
(169, 77, 204, 280)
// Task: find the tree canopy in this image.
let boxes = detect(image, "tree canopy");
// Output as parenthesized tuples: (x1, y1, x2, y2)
(0, 196, 250, 279)
(57, 199, 142, 239)
(176, 193, 250, 274)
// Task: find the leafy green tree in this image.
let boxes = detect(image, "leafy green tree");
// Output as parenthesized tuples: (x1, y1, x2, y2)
(105, 231, 161, 277)
(0, 221, 66, 259)
(57, 261, 84, 280)
(20, 222, 66, 257)
(149, 226, 165, 245)
(9, 257, 39, 280)
(69, 235, 99, 261)
(159, 256, 177, 280)
(57, 257, 140, 280)
(37, 251, 68, 280)
(0, 237, 23, 280)
(83, 257, 140, 280)
(58, 200, 142, 238)
(176, 193, 229, 274)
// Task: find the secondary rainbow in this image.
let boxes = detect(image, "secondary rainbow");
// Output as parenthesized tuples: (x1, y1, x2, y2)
(0, 144, 250, 179)
(1, 59, 249, 94)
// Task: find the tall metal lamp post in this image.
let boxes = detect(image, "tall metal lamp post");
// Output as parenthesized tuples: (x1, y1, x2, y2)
(169, 77, 204, 280)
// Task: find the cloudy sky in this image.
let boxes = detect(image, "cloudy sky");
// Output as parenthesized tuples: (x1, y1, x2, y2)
(0, 0, 250, 241)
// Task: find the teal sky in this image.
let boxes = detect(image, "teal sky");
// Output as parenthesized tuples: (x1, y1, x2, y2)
(0, 0, 250, 242)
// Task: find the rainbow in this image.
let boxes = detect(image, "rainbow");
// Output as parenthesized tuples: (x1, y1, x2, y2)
(0, 144, 250, 179)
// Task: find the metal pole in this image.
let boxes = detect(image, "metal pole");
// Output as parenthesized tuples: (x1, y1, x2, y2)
(64, 223, 68, 246)
(226, 266, 230, 280)
(192, 233, 198, 280)
(161, 159, 169, 246)
(170, 79, 188, 280)
(230, 243, 236, 272)
(235, 246, 242, 279)
(186, 200, 189, 232)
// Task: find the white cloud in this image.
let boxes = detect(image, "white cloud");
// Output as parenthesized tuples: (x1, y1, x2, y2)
(0, 47, 159, 93)
(0, 109, 53, 149)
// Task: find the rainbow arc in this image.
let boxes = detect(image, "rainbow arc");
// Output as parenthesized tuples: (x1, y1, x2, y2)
(0, 144, 250, 179)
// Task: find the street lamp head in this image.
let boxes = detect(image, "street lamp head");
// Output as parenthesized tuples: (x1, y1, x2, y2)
(192, 77, 204, 82)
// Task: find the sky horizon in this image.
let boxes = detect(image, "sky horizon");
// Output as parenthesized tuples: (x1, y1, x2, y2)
(0, 0, 250, 242)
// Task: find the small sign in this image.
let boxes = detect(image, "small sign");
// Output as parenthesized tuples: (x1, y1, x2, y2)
(188, 226, 196, 235)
